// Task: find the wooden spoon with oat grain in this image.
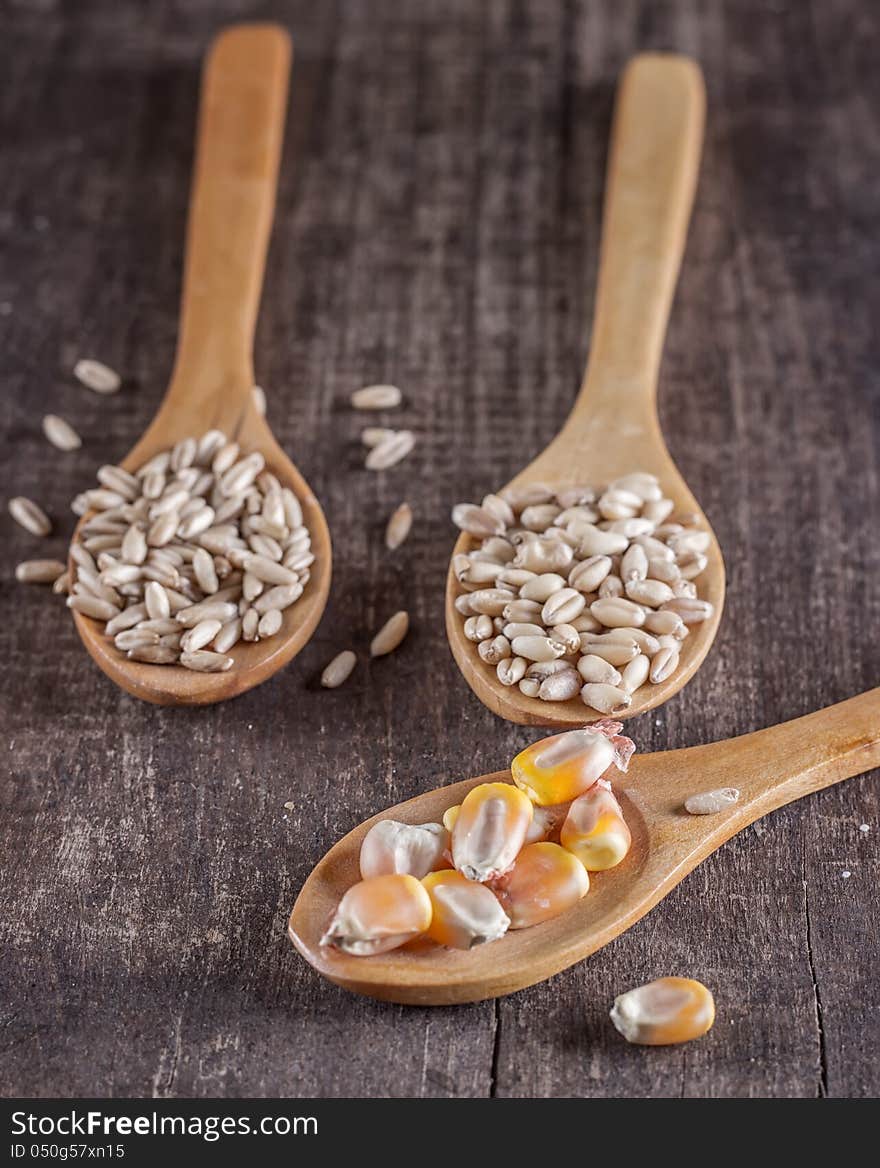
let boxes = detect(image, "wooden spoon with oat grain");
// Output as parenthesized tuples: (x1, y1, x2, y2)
(446, 54, 723, 727)
(70, 26, 331, 705)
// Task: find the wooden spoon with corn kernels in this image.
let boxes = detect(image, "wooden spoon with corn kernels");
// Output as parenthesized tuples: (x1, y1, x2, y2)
(69, 25, 331, 705)
(446, 53, 723, 727)
(289, 690, 880, 1005)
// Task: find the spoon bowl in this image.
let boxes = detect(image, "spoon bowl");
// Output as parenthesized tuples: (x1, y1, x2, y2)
(446, 54, 723, 727)
(70, 25, 331, 705)
(289, 690, 879, 1004)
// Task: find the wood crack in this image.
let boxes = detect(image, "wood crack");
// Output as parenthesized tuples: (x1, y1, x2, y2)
(802, 861, 829, 1099)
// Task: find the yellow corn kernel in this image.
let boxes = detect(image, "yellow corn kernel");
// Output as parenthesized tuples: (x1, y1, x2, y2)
(524, 803, 566, 844)
(451, 782, 533, 882)
(610, 977, 715, 1045)
(422, 870, 510, 949)
(511, 719, 635, 806)
(446, 798, 548, 839)
(321, 874, 432, 957)
(359, 819, 449, 880)
(442, 805, 460, 833)
(560, 780, 631, 870)
(495, 842, 589, 928)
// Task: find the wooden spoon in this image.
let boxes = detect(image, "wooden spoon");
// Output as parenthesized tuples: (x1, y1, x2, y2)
(289, 689, 880, 1005)
(446, 53, 722, 727)
(71, 25, 331, 705)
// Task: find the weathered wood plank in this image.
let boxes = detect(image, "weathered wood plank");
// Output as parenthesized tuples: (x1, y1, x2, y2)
(0, 0, 877, 1098)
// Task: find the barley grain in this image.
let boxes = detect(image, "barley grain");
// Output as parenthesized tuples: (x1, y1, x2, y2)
(365, 430, 415, 470)
(538, 669, 581, 701)
(137, 618, 181, 635)
(684, 787, 740, 815)
(95, 469, 138, 505)
(510, 635, 566, 663)
(42, 414, 82, 451)
(464, 614, 494, 642)
(361, 426, 397, 449)
(67, 594, 120, 621)
(385, 502, 413, 550)
(496, 656, 527, 686)
(621, 653, 651, 693)
(500, 483, 554, 510)
(321, 650, 357, 689)
(176, 599, 239, 628)
(581, 682, 632, 715)
(649, 646, 680, 683)
(541, 588, 586, 626)
(257, 609, 282, 638)
(128, 644, 180, 664)
(191, 547, 219, 594)
(242, 608, 260, 641)
(548, 623, 581, 654)
(370, 610, 409, 657)
(181, 619, 223, 653)
(16, 559, 66, 584)
(351, 384, 402, 410)
(660, 597, 714, 624)
(74, 358, 121, 394)
(114, 629, 159, 652)
(577, 655, 623, 686)
(9, 496, 51, 536)
(180, 650, 233, 673)
(211, 618, 241, 653)
(478, 635, 511, 665)
(520, 573, 566, 603)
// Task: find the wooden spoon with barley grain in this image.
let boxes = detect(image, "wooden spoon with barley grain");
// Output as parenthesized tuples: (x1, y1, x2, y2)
(446, 54, 723, 727)
(289, 689, 880, 1005)
(70, 25, 331, 705)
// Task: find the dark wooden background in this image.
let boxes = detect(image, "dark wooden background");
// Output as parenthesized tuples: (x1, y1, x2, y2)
(1, 0, 878, 1099)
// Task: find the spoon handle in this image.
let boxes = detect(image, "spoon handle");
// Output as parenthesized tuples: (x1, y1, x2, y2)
(165, 24, 291, 418)
(671, 689, 880, 818)
(561, 53, 705, 448)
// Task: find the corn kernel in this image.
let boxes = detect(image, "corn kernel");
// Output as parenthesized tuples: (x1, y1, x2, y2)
(610, 977, 715, 1045)
(451, 782, 534, 882)
(442, 804, 460, 833)
(511, 719, 635, 806)
(422, 870, 510, 949)
(525, 803, 566, 844)
(495, 842, 590, 928)
(560, 779, 631, 870)
(321, 874, 432, 956)
(359, 819, 449, 880)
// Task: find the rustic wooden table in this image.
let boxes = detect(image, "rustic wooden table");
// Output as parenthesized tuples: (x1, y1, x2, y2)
(1, 0, 877, 1099)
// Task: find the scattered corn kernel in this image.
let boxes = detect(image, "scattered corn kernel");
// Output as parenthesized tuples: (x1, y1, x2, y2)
(359, 819, 449, 880)
(495, 842, 590, 928)
(422, 870, 511, 949)
(451, 782, 534, 882)
(321, 874, 432, 956)
(610, 977, 715, 1045)
(511, 719, 635, 806)
(560, 779, 631, 870)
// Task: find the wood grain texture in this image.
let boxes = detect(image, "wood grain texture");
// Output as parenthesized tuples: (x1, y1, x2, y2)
(0, 0, 878, 1098)
(445, 53, 726, 727)
(70, 24, 334, 706)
